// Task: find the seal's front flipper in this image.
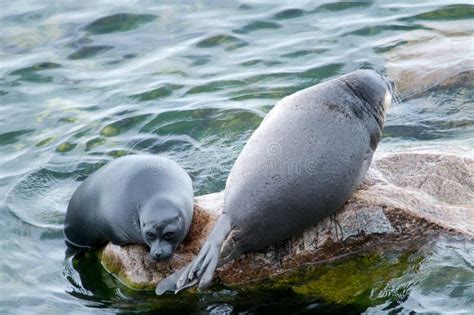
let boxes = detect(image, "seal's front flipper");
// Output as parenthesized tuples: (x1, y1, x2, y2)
(155, 264, 197, 295)
(155, 215, 232, 295)
(184, 239, 221, 290)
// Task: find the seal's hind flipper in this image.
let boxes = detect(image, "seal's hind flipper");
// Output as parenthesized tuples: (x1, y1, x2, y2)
(155, 215, 232, 295)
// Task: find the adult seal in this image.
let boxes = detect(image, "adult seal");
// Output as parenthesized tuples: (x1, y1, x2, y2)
(64, 155, 194, 261)
(156, 69, 392, 293)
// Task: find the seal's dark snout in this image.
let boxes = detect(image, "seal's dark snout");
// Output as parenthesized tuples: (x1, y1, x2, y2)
(151, 251, 162, 261)
(151, 249, 173, 261)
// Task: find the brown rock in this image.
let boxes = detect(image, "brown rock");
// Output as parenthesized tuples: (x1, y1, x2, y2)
(100, 193, 221, 290)
(100, 147, 473, 289)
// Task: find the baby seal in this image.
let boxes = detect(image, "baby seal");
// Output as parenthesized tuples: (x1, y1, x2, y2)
(156, 69, 392, 293)
(64, 155, 194, 261)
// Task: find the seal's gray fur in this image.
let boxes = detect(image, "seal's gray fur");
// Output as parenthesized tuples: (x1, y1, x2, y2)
(156, 70, 391, 293)
(64, 155, 193, 261)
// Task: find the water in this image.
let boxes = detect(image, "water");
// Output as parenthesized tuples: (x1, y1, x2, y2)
(0, 0, 473, 313)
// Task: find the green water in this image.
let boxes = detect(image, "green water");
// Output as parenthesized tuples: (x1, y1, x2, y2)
(0, 0, 473, 314)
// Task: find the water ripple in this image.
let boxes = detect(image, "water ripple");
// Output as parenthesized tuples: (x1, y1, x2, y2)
(5, 168, 79, 229)
(0, 0, 473, 313)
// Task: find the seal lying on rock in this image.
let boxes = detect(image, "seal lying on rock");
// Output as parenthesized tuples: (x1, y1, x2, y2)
(64, 155, 194, 261)
(156, 69, 392, 293)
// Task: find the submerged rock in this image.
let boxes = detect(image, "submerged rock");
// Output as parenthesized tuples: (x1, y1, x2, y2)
(383, 27, 473, 99)
(100, 147, 473, 290)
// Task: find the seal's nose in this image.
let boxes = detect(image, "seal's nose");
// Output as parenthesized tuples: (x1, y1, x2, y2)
(152, 251, 162, 260)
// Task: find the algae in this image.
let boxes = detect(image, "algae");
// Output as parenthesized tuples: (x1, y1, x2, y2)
(0, 129, 34, 146)
(106, 150, 130, 158)
(36, 137, 56, 147)
(56, 142, 77, 152)
(68, 45, 113, 60)
(130, 84, 183, 101)
(9, 62, 61, 83)
(196, 34, 248, 51)
(100, 114, 151, 137)
(99, 249, 152, 291)
(141, 108, 263, 141)
(84, 13, 157, 35)
(96, 240, 424, 312)
(85, 137, 106, 150)
(238, 248, 423, 310)
(408, 4, 474, 21)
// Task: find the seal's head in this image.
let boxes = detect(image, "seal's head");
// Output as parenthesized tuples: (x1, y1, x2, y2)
(339, 69, 393, 127)
(139, 197, 191, 262)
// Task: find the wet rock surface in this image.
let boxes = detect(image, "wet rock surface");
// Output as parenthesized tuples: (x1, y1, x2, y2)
(100, 147, 473, 289)
(383, 27, 473, 100)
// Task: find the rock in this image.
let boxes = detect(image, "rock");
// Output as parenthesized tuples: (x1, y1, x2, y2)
(100, 193, 221, 290)
(382, 27, 473, 99)
(100, 147, 473, 290)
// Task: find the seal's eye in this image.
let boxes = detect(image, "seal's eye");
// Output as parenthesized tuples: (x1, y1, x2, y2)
(146, 231, 156, 239)
(163, 232, 174, 240)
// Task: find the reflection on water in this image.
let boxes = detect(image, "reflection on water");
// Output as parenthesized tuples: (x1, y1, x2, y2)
(61, 236, 474, 314)
(367, 237, 474, 314)
(0, 0, 472, 313)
